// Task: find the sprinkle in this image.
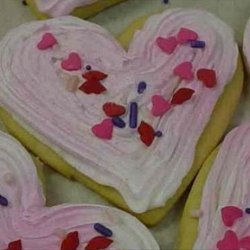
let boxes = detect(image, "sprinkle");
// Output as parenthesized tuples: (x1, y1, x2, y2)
(94, 223, 113, 237)
(240, 236, 250, 249)
(197, 68, 217, 88)
(79, 79, 106, 94)
(138, 121, 155, 146)
(112, 117, 126, 128)
(190, 209, 203, 218)
(245, 208, 250, 214)
(221, 206, 243, 227)
(156, 36, 178, 54)
(37, 33, 57, 50)
(61, 231, 79, 250)
(137, 81, 147, 94)
(151, 95, 171, 117)
(216, 230, 239, 250)
(83, 71, 108, 81)
(0, 194, 8, 207)
(7, 239, 22, 250)
(177, 28, 198, 44)
(129, 102, 138, 128)
(173, 61, 194, 81)
(61, 52, 82, 71)
(86, 65, 92, 71)
(190, 40, 206, 48)
(171, 88, 195, 105)
(85, 236, 113, 250)
(92, 119, 113, 140)
(103, 102, 126, 117)
(155, 131, 163, 137)
(163, 0, 169, 3)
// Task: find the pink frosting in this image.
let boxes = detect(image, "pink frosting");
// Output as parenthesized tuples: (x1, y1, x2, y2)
(0, 132, 159, 249)
(194, 125, 250, 249)
(34, 0, 98, 17)
(0, 9, 238, 213)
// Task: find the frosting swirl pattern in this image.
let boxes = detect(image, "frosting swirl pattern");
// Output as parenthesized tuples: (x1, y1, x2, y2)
(0, 10, 238, 213)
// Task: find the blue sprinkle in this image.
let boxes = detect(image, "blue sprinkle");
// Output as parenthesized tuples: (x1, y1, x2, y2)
(190, 40, 206, 48)
(155, 131, 163, 137)
(129, 102, 138, 128)
(94, 223, 113, 237)
(0, 195, 8, 207)
(137, 81, 147, 94)
(246, 208, 250, 214)
(162, 0, 169, 4)
(112, 117, 126, 128)
(86, 65, 92, 71)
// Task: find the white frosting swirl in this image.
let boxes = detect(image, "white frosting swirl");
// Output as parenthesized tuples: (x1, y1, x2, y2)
(34, 0, 98, 17)
(194, 125, 250, 249)
(0, 131, 159, 249)
(243, 17, 250, 72)
(0, 10, 238, 213)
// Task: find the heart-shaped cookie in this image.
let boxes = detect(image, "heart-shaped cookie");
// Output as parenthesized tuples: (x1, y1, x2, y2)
(0, 9, 242, 225)
(179, 125, 250, 250)
(0, 132, 159, 249)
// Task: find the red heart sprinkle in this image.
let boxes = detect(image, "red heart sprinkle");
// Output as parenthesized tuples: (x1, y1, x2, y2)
(171, 88, 195, 105)
(83, 71, 108, 81)
(79, 79, 106, 94)
(221, 206, 243, 227)
(177, 28, 198, 44)
(156, 36, 178, 54)
(103, 102, 126, 117)
(240, 236, 250, 250)
(85, 236, 113, 250)
(37, 32, 57, 50)
(92, 119, 113, 140)
(138, 121, 155, 147)
(216, 230, 239, 250)
(61, 52, 82, 71)
(7, 240, 22, 250)
(197, 68, 217, 88)
(61, 231, 79, 250)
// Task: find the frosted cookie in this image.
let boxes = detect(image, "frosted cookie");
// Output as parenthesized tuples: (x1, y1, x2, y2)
(243, 17, 250, 72)
(179, 125, 250, 250)
(0, 131, 159, 249)
(26, 0, 125, 19)
(0, 9, 243, 226)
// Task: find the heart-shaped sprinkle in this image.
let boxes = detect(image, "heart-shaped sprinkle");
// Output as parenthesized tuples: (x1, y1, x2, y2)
(138, 121, 155, 147)
(221, 206, 243, 227)
(197, 68, 217, 88)
(94, 223, 113, 237)
(37, 32, 57, 50)
(173, 62, 194, 81)
(156, 36, 178, 54)
(92, 119, 113, 140)
(61, 52, 82, 71)
(85, 236, 113, 250)
(83, 71, 108, 81)
(171, 88, 195, 105)
(216, 230, 239, 250)
(240, 236, 250, 250)
(0, 194, 8, 206)
(7, 240, 22, 250)
(61, 231, 79, 250)
(79, 79, 107, 95)
(103, 102, 126, 117)
(177, 28, 198, 44)
(151, 95, 171, 117)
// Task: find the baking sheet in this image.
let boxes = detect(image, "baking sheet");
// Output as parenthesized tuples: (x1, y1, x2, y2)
(1, 1, 250, 249)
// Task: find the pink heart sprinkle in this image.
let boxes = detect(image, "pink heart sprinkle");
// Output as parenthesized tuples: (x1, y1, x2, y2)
(151, 95, 171, 117)
(61, 52, 82, 71)
(240, 236, 250, 250)
(173, 61, 194, 81)
(216, 230, 239, 250)
(156, 36, 178, 54)
(91, 119, 113, 140)
(37, 33, 57, 50)
(221, 206, 243, 227)
(177, 28, 198, 44)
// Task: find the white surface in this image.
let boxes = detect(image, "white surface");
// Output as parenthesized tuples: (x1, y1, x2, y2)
(0, 0, 250, 249)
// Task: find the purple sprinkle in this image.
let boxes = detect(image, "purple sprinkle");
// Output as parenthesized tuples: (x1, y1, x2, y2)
(0, 195, 8, 207)
(155, 131, 163, 137)
(86, 65, 92, 71)
(137, 81, 147, 94)
(246, 208, 250, 214)
(162, 0, 169, 4)
(112, 117, 126, 128)
(94, 223, 113, 237)
(129, 102, 138, 128)
(190, 40, 206, 48)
